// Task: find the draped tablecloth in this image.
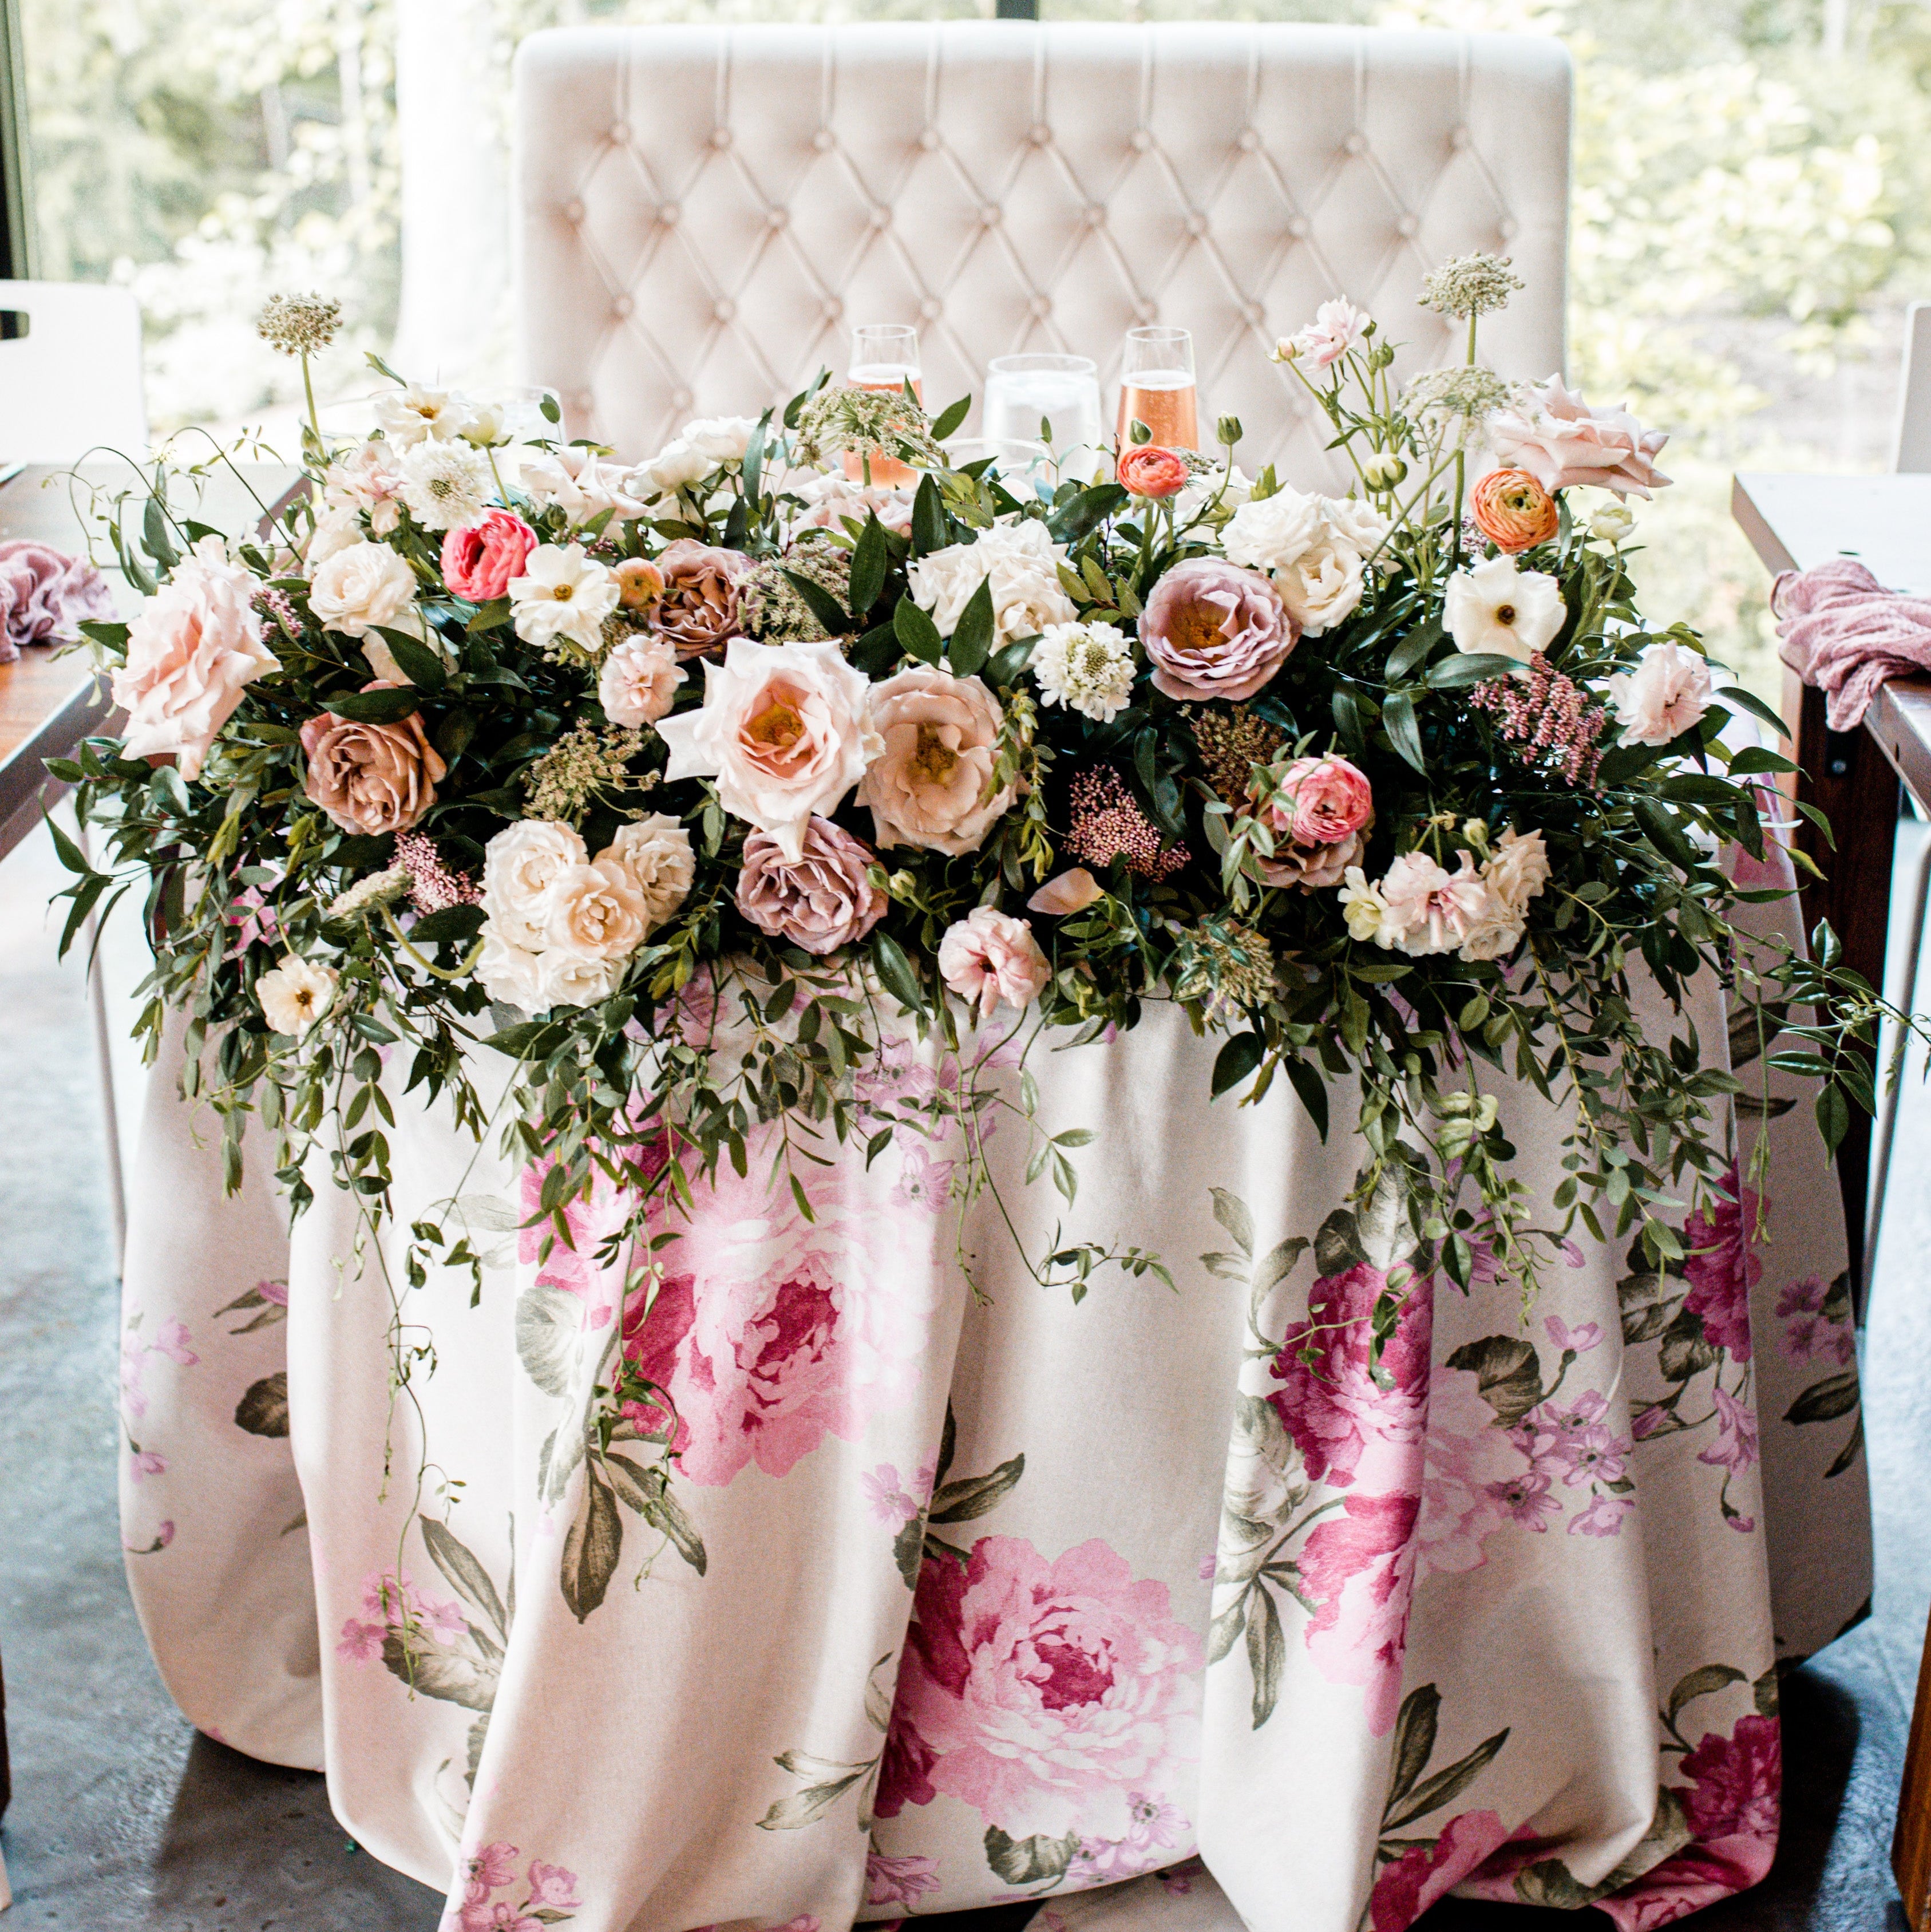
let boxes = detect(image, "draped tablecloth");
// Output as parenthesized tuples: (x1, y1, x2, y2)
(115, 872, 1869, 1932)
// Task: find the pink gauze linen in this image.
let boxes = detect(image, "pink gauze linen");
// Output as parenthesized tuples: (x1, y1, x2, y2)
(1772, 556, 1931, 732)
(0, 538, 116, 662)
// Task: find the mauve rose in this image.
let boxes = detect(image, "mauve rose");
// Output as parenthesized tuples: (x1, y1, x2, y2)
(1139, 557, 1295, 702)
(856, 665, 1014, 856)
(648, 538, 753, 659)
(299, 683, 448, 835)
(440, 509, 536, 602)
(735, 816, 886, 955)
(936, 906, 1050, 1018)
(0, 540, 115, 659)
(1257, 824, 1370, 891)
(1469, 468, 1558, 552)
(1117, 445, 1192, 499)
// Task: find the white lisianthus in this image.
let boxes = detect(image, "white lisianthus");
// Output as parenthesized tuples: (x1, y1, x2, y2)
(1443, 554, 1565, 662)
(1339, 866, 1400, 946)
(600, 815, 695, 931)
(306, 504, 366, 568)
(1317, 494, 1393, 558)
(543, 860, 651, 962)
(322, 440, 406, 535)
(397, 438, 493, 532)
(1173, 465, 1252, 526)
(1031, 621, 1137, 722)
(1605, 641, 1715, 747)
(907, 519, 1078, 642)
(480, 820, 588, 951)
(655, 636, 881, 861)
(375, 384, 474, 448)
(518, 445, 650, 526)
(1376, 850, 1495, 958)
(1222, 488, 1325, 576)
(308, 540, 420, 640)
(509, 544, 621, 653)
(1275, 544, 1366, 638)
(256, 955, 338, 1035)
(1483, 826, 1552, 917)
(635, 418, 758, 499)
(598, 635, 685, 728)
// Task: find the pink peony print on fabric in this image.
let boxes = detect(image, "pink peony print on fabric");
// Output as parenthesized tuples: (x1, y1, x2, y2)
(1299, 1492, 1422, 1736)
(1368, 1809, 1513, 1930)
(1681, 1164, 1762, 1362)
(878, 1535, 1203, 1840)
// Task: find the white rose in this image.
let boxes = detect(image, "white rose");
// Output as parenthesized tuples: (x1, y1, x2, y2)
(598, 634, 685, 726)
(1589, 503, 1636, 545)
(1483, 826, 1552, 917)
(1174, 465, 1252, 526)
(539, 947, 624, 1010)
(256, 954, 338, 1035)
(907, 519, 1078, 643)
(635, 438, 711, 497)
(1275, 542, 1365, 638)
(1604, 641, 1715, 748)
(374, 384, 475, 449)
(655, 635, 882, 861)
(323, 440, 405, 535)
(1442, 554, 1565, 662)
(1222, 488, 1325, 577)
(308, 540, 420, 641)
(306, 504, 366, 568)
(509, 543, 620, 653)
(481, 820, 588, 951)
(599, 814, 694, 930)
(1317, 494, 1393, 558)
(679, 417, 758, 466)
(1458, 904, 1527, 963)
(519, 445, 650, 526)
(477, 929, 553, 1013)
(543, 860, 650, 962)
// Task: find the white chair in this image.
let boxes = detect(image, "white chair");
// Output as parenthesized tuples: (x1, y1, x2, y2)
(0, 279, 147, 463)
(511, 21, 1572, 483)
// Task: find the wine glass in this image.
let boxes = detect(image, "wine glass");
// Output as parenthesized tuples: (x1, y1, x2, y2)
(983, 353, 1103, 485)
(1116, 325, 1198, 452)
(846, 324, 922, 485)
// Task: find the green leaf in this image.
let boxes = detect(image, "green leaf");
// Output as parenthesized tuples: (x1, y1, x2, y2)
(928, 1452, 1026, 1523)
(756, 1771, 865, 1830)
(1629, 796, 1700, 871)
(948, 576, 995, 677)
(1212, 1031, 1264, 1096)
(409, 904, 485, 945)
(911, 473, 947, 554)
(1666, 1663, 1747, 1724)
(1784, 1370, 1860, 1425)
(1384, 618, 1443, 683)
(538, 391, 561, 423)
(1386, 1685, 1442, 1812)
(141, 494, 179, 571)
(983, 634, 1038, 688)
(1211, 1187, 1255, 1256)
(420, 1516, 509, 1641)
(1382, 1725, 1510, 1831)
(559, 1463, 624, 1622)
(781, 568, 853, 637)
(1727, 745, 1797, 776)
(931, 394, 972, 442)
(1427, 651, 1522, 689)
(324, 686, 424, 725)
(45, 813, 93, 877)
(871, 930, 925, 1012)
(1382, 691, 1426, 773)
(984, 1825, 1079, 1887)
(374, 629, 448, 690)
(1284, 1053, 1329, 1140)
(741, 412, 768, 501)
(1816, 1081, 1851, 1157)
(1247, 1583, 1284, 1728)
(1716, 684, 1789, 738)
(847, 515, 888, 618)
(893, 596, 943, 667)
(850, 621, 900, 675)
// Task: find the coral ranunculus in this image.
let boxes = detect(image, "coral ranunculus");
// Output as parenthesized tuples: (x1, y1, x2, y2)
(440, 509, 537, 603)
(1469, 468, 1559, 552)
(1116, 445, 1192, 499)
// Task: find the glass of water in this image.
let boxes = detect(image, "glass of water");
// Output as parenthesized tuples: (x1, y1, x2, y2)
(983, 353, 1103, 483)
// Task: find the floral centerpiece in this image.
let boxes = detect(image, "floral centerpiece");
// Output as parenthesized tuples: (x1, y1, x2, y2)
(54, 262, 1896, 1490)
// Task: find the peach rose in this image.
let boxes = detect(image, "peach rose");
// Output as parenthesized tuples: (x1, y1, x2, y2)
(599, 634, 685, 727)
(299, 683, 448, 836)
(441, 509, 537, 602)
(937, 906, 1051, 1020)
(1469, 469, 1558, 553)
(1488, 377, 1672, 499)
(1117, 445, 1192, 499)
(855, 665, 1015, 856)
(648, 538, 752, 659)
(112, 536, 279, 779)
(735, 816, 887, 955)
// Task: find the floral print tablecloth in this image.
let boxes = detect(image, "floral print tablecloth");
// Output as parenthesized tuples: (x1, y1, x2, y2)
(116, 883, 1869, 1932)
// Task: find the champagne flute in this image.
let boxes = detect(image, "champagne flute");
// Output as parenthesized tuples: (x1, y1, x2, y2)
(846, 323, 922, 485)
(1116, 325, 1198, 452)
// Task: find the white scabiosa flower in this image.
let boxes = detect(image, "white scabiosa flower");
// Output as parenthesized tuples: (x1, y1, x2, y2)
(256, 955, 339, 1035)
(1031, 621, 1137, 722)
(508, 544, 621, 653)
(397, 438, 493, 532)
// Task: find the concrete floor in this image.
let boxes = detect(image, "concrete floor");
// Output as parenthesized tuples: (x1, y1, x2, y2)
(0, 813, 1927, 1932)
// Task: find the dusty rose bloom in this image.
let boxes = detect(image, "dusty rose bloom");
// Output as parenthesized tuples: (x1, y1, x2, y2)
(1488, 377, 1672, 499)
(647, 538, 753, 659)
(856, 665, 1014, 856)
(937, 906, 1050, 1018)
(735, 816, 886, 955)
(1028, 868, 1103, 915)
(0, 540, 115, 657)
(299, 683, 448, 835)
(1257, 824, 1370, 891)
(1138, 558, 1296, 702)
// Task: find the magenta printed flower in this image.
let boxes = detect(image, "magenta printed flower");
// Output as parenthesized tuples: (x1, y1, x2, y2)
(1066, 1791, 1190, 1883)
(129, 1449, 167, 1482)
(1682, 1165, 1763, 1361)
(862, 1462, 932, 1528)
(1487, 1469, 1560, 1531)
(891, 1142, 955, 1212)
(1298, 1491, 1422, 1736)
(466, 1842, 522, 1890)
(1367, 1809, 1512, 1930)
(337, 1617, 385, 1662)
(1138, 557, 1296, 702)
(1697, 1385, 1759, 1476)
(155, 1319, 199, 1365)
(865, 1852, 941, 1910)
(1777, 1273, 1852, 1366)
(1568, 1493, 1633, 1538)
(1544, 1315, 1601, 1353)
(879, 1535, 1202, 1840)
(525, 1862, 581, 1910)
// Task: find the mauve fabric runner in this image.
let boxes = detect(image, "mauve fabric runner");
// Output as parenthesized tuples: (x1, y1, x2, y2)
(117, 862, 1868, 1932)
(0, 539, 115, 660)
(1774, 555, 1931, 731)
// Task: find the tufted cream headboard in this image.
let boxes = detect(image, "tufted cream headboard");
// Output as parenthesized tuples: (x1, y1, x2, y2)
(513, 22, 1569, 485)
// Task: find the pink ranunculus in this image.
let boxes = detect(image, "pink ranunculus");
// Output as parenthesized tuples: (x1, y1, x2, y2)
(1367, 1809, 1512, 1930)
(1263, 754, 1374, 845)
(1268, 1263, 1431, 1492)
(525, 1862, 581, 1909)
(598, 633, 684, 727)
(1138, 557, 1296, 702)
(1299, 1491, 1421, 1736)
(735, 816, 887, 955)
(1683, 1165, 1763, 1361)
(0, 539, 115, 658)
(440, 510, 537, 603)
(111, 536, 279, 778)
(1116, 445, 1192, 499)
(865, 1851, 941, 1909)
(936, 906, 1050, 1020)
(879, 1535, 1203, 1840)
(1488, 376, 1672, 499)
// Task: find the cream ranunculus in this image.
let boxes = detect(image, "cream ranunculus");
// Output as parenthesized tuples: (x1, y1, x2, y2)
(111, 536, 279, 778)
(1442, 554, 1565, 662)
(599, 634, 686, 726)
(654, 636, 881, 861)
(543, 860, 650, 961)
(907, 519, 1078, 642)
(256, 954, 338, 1035)
(509, 543, 621, 653)
(480, 820, 588, 950)
(308, 540, 420, 641)
(856, 665, 1015, 856)
(1605, 641, 1715, 747)
(599, 814, 695, 930)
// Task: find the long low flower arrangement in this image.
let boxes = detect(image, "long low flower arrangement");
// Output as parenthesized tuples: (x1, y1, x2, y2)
(54, 263, 1890, 1423)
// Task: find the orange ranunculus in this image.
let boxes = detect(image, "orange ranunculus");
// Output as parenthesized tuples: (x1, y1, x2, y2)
(1116, 444, 1192, 499)
(1469, 468, 1559, 552)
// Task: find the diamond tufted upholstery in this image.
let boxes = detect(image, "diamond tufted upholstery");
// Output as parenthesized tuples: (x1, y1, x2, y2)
(513, 22, 1569, 484)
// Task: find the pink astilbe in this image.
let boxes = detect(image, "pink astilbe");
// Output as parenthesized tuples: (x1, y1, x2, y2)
(1469, 653, 1609, 787)
(395, 829, 482, 915)
(1064, 768, 1189, 880)
(251, 583, 300, 641)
